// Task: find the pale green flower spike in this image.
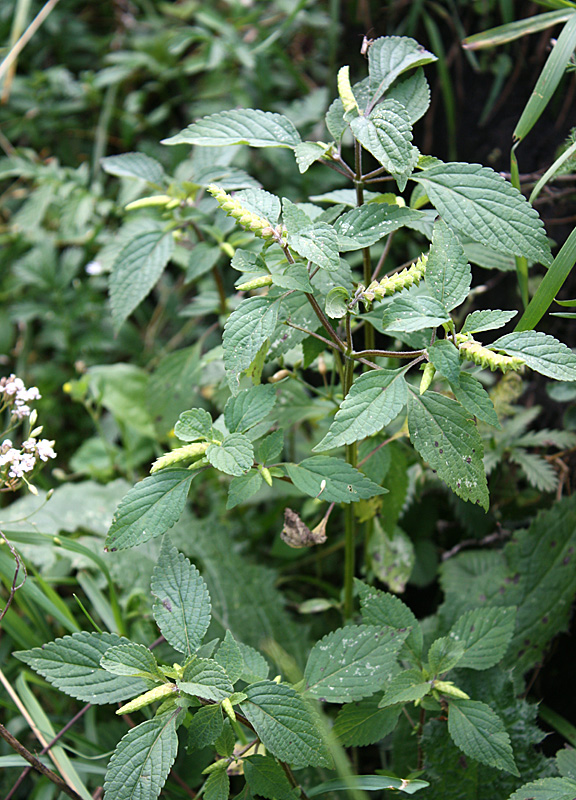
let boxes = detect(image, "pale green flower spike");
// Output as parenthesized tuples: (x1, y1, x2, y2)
(208, 184, 280, 241)
(433, 680, 470, 700)
(419, 362, 436, 395)
(151, 442, 209, 473)
(116, 683, 177, 715)
(457, 338, 525, 373)
(337, 66, 359, 114)
(364, 254, 428, 302)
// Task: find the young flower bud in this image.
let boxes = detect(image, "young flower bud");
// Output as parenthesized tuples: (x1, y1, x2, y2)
(116, 683, 177, 715)
(364, 254, 428, 302)
(237, 275, 273, 291)
(458, 338, 525, 374)
(150, 442, 210, 473)
(337, 66, 359, 114)
(207, 184, 278, 240)
(419, 362, 436, 395)
(125, 195, 174, 210)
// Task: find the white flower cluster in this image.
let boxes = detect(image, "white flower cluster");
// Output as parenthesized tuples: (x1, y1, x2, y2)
(0, 437, 56, 480)
(0, 374, 41, 419)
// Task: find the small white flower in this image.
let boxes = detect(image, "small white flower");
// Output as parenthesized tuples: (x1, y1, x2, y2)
(1, 439, 13, 451)
(36, 439, 57, 461)
(4, 377, 24, 396)
(13, 402, 31, 419)
(22, 438, 37, 451)
(85, 260, 103, 276)
(0, 447, 19, 466)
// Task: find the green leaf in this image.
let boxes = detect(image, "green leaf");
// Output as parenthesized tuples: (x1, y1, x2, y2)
(151, 537, 211, 657)
(226, 470, 263, 510)
(162, 109, 301, 149)
(255, 430, 282, 465)
(382, 295, 450, 332)
(101, 152, 166, 185)
(412, 163, 552, 266)
(224, 385, 276, 433)
(407, 390, 488, 509)
(461, 309, 517, 334)
(448, 607, 516, 670)
(175, 408, 214, 442)
(244, 755, 295, 800)
(284, 201, 340, 271)
(103, 712, 179, 800)
(308, 775, 430, 796)
(106, 469, 195, 550)
(490, 331, 576, 381)
(385, 68, 430, 124)
(325, 286, 350, 319)
(510, 450, 558, 492)
(447, 699, 518, 775)
(450, 373, 500, 428)
(101, 643, 162, 681)
(557, 749, 576, 780)
(379, 669, 430, 708)
(223, 296, 280, 393)
(207, 433, 254, 477)
(508, 777, 576, 800)
(187, 242, 221, 282)
(15, 632, 147, 704)
(215, 631, 244, 685)
(333, 695, 402, 746)
(425, 220, 471, 311)
(187, 704, 224, 750)
(427, 637, 465, 675)
(368, 36, 437, 100)
(368, 521, 415, 593)
(303, 624, 408, 703)
(110, 230, 174, 331)
(350, 101, 418, 186)
(240, 681, 332, 768)
(314, 369, 408, 451)
(428, 340, 461, 385)
(215, 719, 236, 757)
(334, 204, 424, 251)
(359, 587, 423, 664)
(285, 456, 387, 503)
(204, 768, 230, 800)
(178, 657, 234, 702)
(294, 141, 334, 173)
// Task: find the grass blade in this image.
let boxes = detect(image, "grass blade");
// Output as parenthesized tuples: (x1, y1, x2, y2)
(463, 9, 574, 49)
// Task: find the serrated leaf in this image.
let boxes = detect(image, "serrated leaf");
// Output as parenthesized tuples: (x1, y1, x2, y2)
(385, 68, 430, 124)
(295, 141, 333, 173)
(223, 296, 280, 393)
(233, 188, 281, 224)
(359, 587, 423, 664)
(369, 36, 437, 100)
(507, 777, 576, 800)
(334, 204, 424, 251)
(557, 749, 576, 780)
(369, 521, 415, 593)
(177, 657, 234, 702)
(215, 631, 244, 685)
(448, 699, 518, 775)
(240, 681, 332, 768)
(15, 632, 147, 704)
(226, 470, 263, 510)
(325, 286, 350, 319)
(382, 295, 450, 332)
(106, 469, 195, 550)
(255, 430, 284, 464)
(428, 340, 461, 384)
(303, 625, 408, 703)
(175, 408, 214, 442)
(103, 712, 179, 800)
(215, 718, 235, 757)
(285, 456, 387, 503)
(407, 390, 488, 509)
(448, 607, 516, 670)
(333, 695, 402, 746)
(187, 704, 224, 750)
(491, 330, 576, 381)
(425, 220, 471, 311)
(238, 643, 270, 684)
(204, 768, 230, 800)
(288, 224, 340, 272)
(101, 643, 162, 681)
(325, 97, 347, 142)
(379, 669, 430, 708)
(314, 369, 408, 451)
(244, 754, 295, 800)
(101, 152, 166, 185)
(427, 637, 465, 675)
(412, 164, 552, 266)
(510, 450, 558, 492)
(110, 230, 174, 331)
(350, 101, 417, 184)
(162, 109, 301, 149)
(207, 433, 254, 477)
(461, 309, 517, 334)
(450, 373, 500, 428)
(224, 385, 276, 433)
(151, 537, 211, 657)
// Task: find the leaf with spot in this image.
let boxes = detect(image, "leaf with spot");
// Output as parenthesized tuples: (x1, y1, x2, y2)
(334, 203, 424, 251)
(162, 109, 301, 149)
(151, 537, 211, 657)
(407, 390, 488, 509)
(285, 456, 387, 504)
(447, 698, 518, 775)
(379, 669, 430, 708)
(425, 220, 471, 311)
(177, 658, 234, 702)
(359, 585, 423, 664)
(448, 607, 516, 670)
(427, 637, 465, 675)
(303, 624, 408, 703)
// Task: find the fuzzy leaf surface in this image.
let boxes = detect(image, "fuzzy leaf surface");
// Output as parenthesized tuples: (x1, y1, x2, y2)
(334, 203, 424, 251)
(425, 220, 471, 311)
(382, 295, 450, 332)
(204, 770, 230, 800)
(448, 607, 516, 670)
(333, 695, 402, 746)
(448, 699, 518, 775)
(110, 230, 174, 331)
(412, 163, 552, 265)
(491, 330, 576, 381)
(162, 109, 301, 148)
(207, 433, 254, 477)
(101, 152, 166, 184)
(177, 657, 234, 702)
(103, 713, 179, 800)
(461, 309, 517, 334)
(285, 456, 387, 503)
(187, 704, 224, 750)
(379, 670, 430, 708)
(314, 369, 408, 451)
(15, 632, 146, 704)
(303, 625, 408, 703)
(224, 385, 276, 433)
(244, 755, 295, 800)
(350, 101, 417, 180)
(428, 340, 461, 385)
(151, 537, 211, 657)
(175, 408, 214, 442)
(450, 373, 500, 428)
(215, 631, 244, 685)
(407, 390, 488, 509)
(427, 637, 465, 675)
(287, 221, 340, 272)
(385, 68, 430, 124)
(101, 643, 162, 680)
(507, 778, 576, 800)
(105, 469, 195, 550)
(238, 643, 270, 684)
(240, 681, 332, 768)
(223, 296, 280, 393)
(359, 587, 423, 664)
(368, 36, 437, 99)
(226, 470, 263, 509)
(234, 188, 281, 223)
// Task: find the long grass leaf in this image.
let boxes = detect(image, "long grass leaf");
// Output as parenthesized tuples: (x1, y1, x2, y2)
(529, 139, 576, 203)
(463, 9, 574, 49)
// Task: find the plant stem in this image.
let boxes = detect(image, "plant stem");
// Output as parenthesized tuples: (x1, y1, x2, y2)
(354, 141, 375, 352)
(343, 355, 358, 620)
